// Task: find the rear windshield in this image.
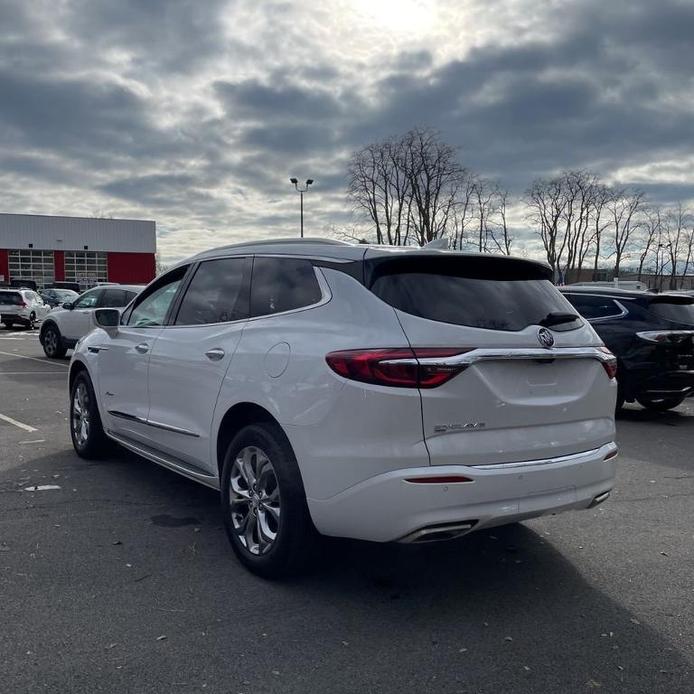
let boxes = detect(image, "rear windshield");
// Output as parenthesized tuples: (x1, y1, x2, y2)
(369, 258, 579, 332)
(648, 301, 694, 325)
(0, 291, 22, 305)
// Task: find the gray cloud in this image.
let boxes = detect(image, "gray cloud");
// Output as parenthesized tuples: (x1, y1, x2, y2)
(0, 0, 692, 261)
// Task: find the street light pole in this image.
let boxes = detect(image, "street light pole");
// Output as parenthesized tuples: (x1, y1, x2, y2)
(289, 177, 313, 238)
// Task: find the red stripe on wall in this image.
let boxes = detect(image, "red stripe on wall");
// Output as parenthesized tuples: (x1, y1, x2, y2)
(54, 250, 65, 281)
(0, 249, 8, 282)
(107, 252, 156, 284)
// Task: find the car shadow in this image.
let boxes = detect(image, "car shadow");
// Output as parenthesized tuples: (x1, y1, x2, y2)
(617, 402, 694, 426)
(2, 445, 691, 693)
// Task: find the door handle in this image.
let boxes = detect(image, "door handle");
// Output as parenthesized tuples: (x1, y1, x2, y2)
(205, 347, 225, 361)
(135, 342, 150, 354)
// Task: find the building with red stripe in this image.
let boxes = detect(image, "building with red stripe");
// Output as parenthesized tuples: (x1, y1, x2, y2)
(0, 213, 156, 289)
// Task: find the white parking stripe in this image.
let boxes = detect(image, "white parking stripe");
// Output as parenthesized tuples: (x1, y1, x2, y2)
(0, 350, 69, 367)
(0, 413, 38, 432)
(0, 371, 67, 375)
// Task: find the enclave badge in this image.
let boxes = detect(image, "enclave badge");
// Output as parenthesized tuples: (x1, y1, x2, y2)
(537, 327, 555, 348)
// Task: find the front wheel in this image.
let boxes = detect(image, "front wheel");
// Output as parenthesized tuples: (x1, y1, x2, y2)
(636, 395, 686, 412)
(42, 324, 67, 358)
(70, 372, 111, 459)
(220, 423, 318, 579)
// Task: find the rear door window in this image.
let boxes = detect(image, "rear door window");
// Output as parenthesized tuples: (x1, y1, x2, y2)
(100, 288, 129, 308)
(369, 257, 579, 332)
(563, 294, 626, 321)
(174, 257, 250, 325)
(250, 257, 322, 318)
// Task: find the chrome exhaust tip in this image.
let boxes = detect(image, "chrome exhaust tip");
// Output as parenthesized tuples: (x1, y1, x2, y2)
(589, 490, 611, 508)
(399, 521, 476, 544)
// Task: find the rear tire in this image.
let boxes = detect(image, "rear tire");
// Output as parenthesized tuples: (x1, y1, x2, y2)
(70, 372, 111, 459)
(43, 324, 67, 358)
(28, 312, 36, 330)
(220, 422, 318, 579)
(636, 395, 685, 412)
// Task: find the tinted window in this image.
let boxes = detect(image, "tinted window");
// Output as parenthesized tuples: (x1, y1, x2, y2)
(563, 294, 625, 320)
(73, 289, 101, 309)
(175, 258, 249, 325)
(648, 301, 694, 325)
(371, 264, 577, 331)
(0, 291, 22, 305)
(100, 288, 130, 308)
(250, 258, 322, 318)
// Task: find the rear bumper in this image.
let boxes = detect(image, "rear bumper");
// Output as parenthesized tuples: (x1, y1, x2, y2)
(1, 312, 30, 325)
(639, 371, 694, 399)
(622, 367, 694, 400)
(307, 442, 617, 543)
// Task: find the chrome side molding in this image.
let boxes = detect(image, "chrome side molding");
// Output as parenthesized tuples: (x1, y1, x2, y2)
(108, 410, 200, 438)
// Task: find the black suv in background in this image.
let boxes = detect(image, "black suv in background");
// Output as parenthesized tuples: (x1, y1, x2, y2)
(561, 287, 694, 411)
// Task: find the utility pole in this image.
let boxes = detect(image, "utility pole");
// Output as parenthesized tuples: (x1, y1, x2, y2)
(289, 178, 314, 238)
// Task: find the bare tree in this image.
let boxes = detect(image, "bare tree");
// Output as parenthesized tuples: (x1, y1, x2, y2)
(637, 206, 661, 282)
(488, 185, 513, 255)
(347, 127, 470, 246)
(607, 188, 645, 276)
(561, 171, 601, 279)
(525, 176, 568, 279)
(450, 173, 477, 250)
(591, 184, 613, 280)
(401, 128, 467, 245)
(664, 203, 694, 289)
(347, 138, 413, 245)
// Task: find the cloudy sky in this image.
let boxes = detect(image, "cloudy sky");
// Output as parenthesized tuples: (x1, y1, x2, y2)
(1, 0, 692, 263)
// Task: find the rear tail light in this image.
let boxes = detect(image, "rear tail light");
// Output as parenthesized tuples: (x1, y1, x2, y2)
(598, 346, 618, 379)
(637, 330, 694, 344)
(19, 301, 28, 308)
(325, 348, 470, 388)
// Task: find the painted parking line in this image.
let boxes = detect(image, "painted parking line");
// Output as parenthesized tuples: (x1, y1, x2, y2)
(0, 413, 38, 432)
(0, 371, 67, 375)
(0, 350, 69, 367)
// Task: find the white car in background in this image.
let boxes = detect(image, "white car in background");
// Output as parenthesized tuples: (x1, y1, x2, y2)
(68, 239, 618, 578)
(40, 284, 143, 358)
(0, 288, 50, 329)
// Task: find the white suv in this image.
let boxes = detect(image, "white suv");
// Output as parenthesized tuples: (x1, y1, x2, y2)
(69, 239, 618, 577)
(0, 288, 49, 329)
(40, 284, 143, 358)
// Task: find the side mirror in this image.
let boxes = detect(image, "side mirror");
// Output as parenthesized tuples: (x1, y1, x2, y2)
(63, 302, 74, 310)
(94, 308, 120, 334)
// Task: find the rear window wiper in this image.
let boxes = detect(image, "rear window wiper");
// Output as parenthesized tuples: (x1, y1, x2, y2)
(539, 312, 581, 327)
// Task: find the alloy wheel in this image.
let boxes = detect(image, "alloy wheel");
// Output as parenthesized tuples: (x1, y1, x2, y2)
(228, 446, 281, 555)
(72, 382, 91, 447)
(44, 329, 57, 355)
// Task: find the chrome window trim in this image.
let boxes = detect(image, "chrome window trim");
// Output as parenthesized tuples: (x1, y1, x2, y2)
(563, 294, 629, 323)
(157, 259, 331, 330)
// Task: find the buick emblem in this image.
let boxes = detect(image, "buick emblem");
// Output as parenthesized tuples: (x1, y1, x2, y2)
(537, 327, 555, 348)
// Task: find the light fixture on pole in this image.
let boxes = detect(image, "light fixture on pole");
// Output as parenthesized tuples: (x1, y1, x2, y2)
(289, 177, 314, 238)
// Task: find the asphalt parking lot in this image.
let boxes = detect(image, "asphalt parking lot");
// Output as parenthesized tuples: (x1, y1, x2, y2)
(1, 329, 693, 694)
